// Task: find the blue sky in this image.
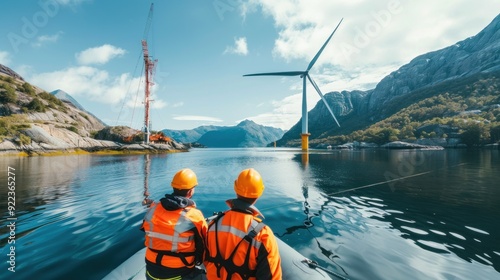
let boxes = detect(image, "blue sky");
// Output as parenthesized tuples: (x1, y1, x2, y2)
(1, 1, 499, 131)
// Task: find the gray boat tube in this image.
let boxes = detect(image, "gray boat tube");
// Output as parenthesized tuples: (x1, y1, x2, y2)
(102, 237, 334, 280)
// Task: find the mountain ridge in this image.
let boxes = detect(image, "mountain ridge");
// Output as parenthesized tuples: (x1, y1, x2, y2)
(163, 119, 285, 147)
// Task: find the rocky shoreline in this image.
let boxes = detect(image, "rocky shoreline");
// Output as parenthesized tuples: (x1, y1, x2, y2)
(317, 140, 499, 150)
(0, 138, 188, 156)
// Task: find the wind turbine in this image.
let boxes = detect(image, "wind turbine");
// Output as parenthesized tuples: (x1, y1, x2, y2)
(244, 19, 343, 151)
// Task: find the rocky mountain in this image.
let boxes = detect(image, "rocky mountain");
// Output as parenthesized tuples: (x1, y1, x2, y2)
(0, 64, 24, 81)
(51, 89, 107, 126)
(51, 89, 85, 111)
(166, 120, 285, 147)
(278, 14, 500, 146)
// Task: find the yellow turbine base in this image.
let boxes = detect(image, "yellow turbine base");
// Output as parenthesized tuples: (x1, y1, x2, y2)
(301, 133, 311, 151)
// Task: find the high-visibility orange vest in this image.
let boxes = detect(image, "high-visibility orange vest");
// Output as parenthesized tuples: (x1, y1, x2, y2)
(142, 202, 207, 268)
(204, 209, 282, 280)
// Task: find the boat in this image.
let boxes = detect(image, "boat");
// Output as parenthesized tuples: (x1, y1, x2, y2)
(103, 212, 341, 280)
(103, 236, 335, 280)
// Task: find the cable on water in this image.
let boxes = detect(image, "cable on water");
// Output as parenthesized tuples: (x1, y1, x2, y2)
(261, 163, 467, 212)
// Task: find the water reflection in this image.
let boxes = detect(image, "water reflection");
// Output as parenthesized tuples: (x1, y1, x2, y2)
(275, 183, 350, 277)
(0, 155, 92, 218)
(142, 154, 153, 206)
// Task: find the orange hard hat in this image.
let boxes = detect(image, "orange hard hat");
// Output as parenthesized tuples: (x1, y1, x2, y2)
(234, 168, 265, 198)
(171, 168, 198, 190)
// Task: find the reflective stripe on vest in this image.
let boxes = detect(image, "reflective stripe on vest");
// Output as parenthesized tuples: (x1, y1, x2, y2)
(144, 204, 158, 248)
(144, 204, 196, 252)
(208, 214, 263, 250)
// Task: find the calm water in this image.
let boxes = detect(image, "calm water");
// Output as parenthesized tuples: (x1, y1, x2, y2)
(0, 148, 499, 280)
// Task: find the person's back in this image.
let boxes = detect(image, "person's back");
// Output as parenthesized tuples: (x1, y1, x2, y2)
(204, 168, 282, 280)
(142, 168, 208, 280)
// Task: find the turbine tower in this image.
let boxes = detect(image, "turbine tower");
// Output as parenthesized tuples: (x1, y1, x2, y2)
(244, 19, 343, 151)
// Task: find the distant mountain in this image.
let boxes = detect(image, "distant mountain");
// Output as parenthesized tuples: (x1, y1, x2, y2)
(162, 125, 223, 143)
(51, 89, 86, 111)
(278, 14, 500, 146)
(51, 89, 106, 126)
(163, 120, 285, 147)
(197, 120, 285, 148)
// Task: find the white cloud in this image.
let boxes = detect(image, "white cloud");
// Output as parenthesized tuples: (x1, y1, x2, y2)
(173, 115, 223, 122)
(28, 66, 163, 108)
(151, 99, 167, 109)
(76, 44, 126, 65)
(242, 0, 500, 75)
(246, 91, 315, 130)
(224, 37, 249, 56)
(0, 51, 10, 65)
(55, 0, 87, 5)
(32, 32, 63, 47)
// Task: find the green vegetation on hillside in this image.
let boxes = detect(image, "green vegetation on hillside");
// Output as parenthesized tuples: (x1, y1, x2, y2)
(0, 83, 17, 103)
(19, 82, 36, 96)
(26, 97, 47, 112)
(1, 77, 68, 114)
(0, 114, 31, 144)
(319, 75, 500, 147)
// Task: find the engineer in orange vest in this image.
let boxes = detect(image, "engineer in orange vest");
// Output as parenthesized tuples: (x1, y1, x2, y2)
(204, 168, 282, 280)
(141, 168, 208, 280)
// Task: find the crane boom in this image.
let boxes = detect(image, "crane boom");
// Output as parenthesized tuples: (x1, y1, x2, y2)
(143, 3, 154, 40)
(142, 3, 157, 144)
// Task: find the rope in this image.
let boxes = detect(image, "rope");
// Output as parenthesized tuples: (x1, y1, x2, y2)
(129, 63, 144, 129)
(262, 163, 467, 211)
(115, 49, 143, 127)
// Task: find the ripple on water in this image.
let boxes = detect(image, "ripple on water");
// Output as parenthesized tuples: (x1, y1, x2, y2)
(401, 226, 428, 235)
(475, 254, 493, 265)
(385, 209, 404, 214)
(464, 226, 489, 235)
(351, 196, 370, 206)
(366, 200, 386, 207)
(72, 224, 93, 235)
(359, 196, 383, 202)
(429, 229, 447, 236)
(449, 232, 466, 240)
(395, 217, 416, 224)
(416, 240, 450, 254)
(447, 243, 465, 250)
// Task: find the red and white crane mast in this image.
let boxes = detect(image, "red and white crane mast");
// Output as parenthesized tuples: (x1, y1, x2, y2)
(142, 3, 157, 144)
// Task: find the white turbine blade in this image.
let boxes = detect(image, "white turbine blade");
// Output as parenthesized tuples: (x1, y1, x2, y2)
(307, 75, 340, 127)
(306, 18, 344, 71)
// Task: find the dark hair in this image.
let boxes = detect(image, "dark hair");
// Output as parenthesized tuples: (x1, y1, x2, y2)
(172, 188, 191, 197)
(236, 195, 257, 205)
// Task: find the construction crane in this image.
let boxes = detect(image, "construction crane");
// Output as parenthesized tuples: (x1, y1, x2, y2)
(142, 3, 157, 144)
